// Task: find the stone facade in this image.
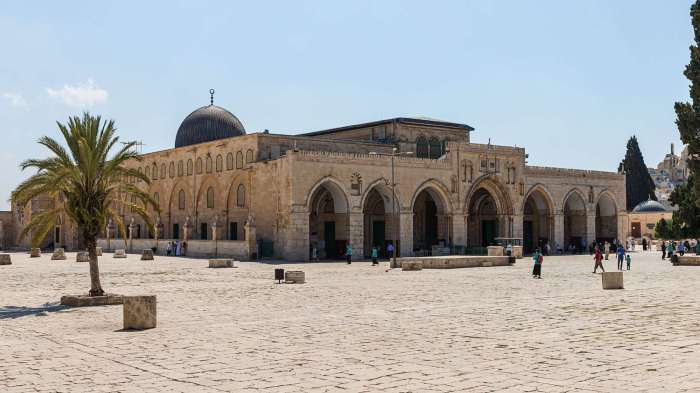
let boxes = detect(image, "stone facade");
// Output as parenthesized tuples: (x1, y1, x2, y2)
(10, 107, 626, 261)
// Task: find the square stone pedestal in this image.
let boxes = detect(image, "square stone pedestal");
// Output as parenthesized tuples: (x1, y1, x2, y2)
(76, 252, 90, 262)
(0, 254, 12, 265)
(141, 249, 154, 261)
(30, 248, 41, 258)
(487, 246, 503, 256)
(96, 247, 102, 256)
(402, 261, 424, 271)
(602, 272, 624, 290)
(52, 248, 67, 260)
(123, 295, 157, 330)
(114, 249, 127, 258)
(285, 271, 306, 284)
(209, 259, 235, 268)
(511, 246, 523, 259)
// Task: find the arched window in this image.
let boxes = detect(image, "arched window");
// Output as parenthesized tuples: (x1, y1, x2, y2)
(152, 163, 158, 180)
(236, 151, 243, 169)
(178, 190, 185, 210)
(416, 135, 429, 158)
(237, 184, 246, 207)
(215, 155, 223, 172)
(160, 163, 166, 179)
(177, 160, 184, 177)
(187, 159, 193, 175)
(169, 162, 175, 178)
(205, 155, 213, 173)
(226, 153, 234, 170)
(153, 192, 160, 208)
(145, 165, 151, 179)
(196, 158, 203, 174)
(245, 149, 254, 163)
(137, 167, 142, 182)
(428, 137, 442, 159)
(206, 187, 214, 209)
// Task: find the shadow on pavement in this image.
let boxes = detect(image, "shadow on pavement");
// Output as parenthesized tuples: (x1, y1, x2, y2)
(0, 303, 73, 320)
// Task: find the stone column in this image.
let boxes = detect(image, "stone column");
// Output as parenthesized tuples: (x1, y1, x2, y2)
(212, 216, 219, 258)
(399, 212, 414, 257)
(450, 213, 467, 250)
(128, 218, 136, 253)
(553, 213, 564, 249)
(586, 212, 596, 244)
(244, 216, 256, 259)
(512, 213, 523, 241)
(283, 210, 309, 262)
(347, 212, 364, 258)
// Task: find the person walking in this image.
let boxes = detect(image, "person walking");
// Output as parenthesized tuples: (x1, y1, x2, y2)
(371, 246, 379, 266)
(166, 242, 172, 256)
(604, 241, 610, 260)
(662, 241, 667, 260)
(386, 243, 394, 258)
(182, 241, 188, 256)
(593, 249, 605, 273)
(666, 242, 674, 261)
(345, 243, 353, 264)
(616, 245, 625, 271)
(626, 253, 632, 270)
(642, 237, 647, 251)
(532, 248, 543, 279)
(678, 241, 686, 256)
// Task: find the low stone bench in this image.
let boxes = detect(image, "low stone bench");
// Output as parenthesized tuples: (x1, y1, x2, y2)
(602, 272, 624, 290)
(76, 252, 90, 262)
(123, 295, 157, 330)
(208, 259, 236, 268)
(30, 248, 41, 258)
(285, 270, 305, 284)
(0, 254, 11, 265)
(114, 249, 127, 258)
(402, 261, 423, 271)
(676, 255, 700, 266)
(487, 246, 503, 256)
(96, 247, 102, 256)
(140, 249, 154, 261)
(51, 248, 67, 260)
(60, 294, 123, 307)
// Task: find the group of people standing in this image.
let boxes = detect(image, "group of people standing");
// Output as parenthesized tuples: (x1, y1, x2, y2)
(661, 239, 700, 260)
(532, 240, 633, 279)
(165, 240, 187, 257)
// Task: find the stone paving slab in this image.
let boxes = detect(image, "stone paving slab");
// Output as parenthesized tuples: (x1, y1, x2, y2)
(1, 251, 699, 392)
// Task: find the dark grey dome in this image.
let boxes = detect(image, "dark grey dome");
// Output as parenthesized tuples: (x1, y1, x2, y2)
(175, 104, 245, 148)
(632, 200, 667, 213)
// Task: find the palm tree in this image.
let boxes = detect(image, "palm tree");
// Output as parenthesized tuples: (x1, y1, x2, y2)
(12, 113, 157, 296)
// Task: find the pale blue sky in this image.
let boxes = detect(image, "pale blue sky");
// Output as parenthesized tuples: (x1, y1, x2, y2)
(0, 1, 693, 210)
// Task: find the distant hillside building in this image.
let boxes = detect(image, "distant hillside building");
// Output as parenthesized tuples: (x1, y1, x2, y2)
(648, 143, 688, 208)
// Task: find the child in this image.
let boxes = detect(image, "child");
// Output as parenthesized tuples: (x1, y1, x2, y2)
(593, 249, 605, 273)
(626, 254, 631, 270)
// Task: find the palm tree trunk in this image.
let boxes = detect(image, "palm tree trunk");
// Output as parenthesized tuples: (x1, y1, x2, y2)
(86, 236, 104, 296)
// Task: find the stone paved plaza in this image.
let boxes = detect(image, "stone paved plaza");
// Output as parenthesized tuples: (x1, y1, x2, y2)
(2, 251, 700, 392)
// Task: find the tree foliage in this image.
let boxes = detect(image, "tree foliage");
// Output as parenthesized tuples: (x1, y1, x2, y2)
(673, 0, 700, 232)
(654, 218, 671, 239)
(11, 113, 158, 296)
(619, 135, 656, 210)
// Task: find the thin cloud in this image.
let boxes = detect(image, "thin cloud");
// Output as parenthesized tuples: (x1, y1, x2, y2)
(2, 92, 28, 109)
(46, 79, 108, 108)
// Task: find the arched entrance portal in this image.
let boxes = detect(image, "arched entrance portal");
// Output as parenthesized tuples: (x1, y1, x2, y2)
(596, 193, 618, 243)
(467, 188, 501, 247)
(362, 184, 398, 258)
(308, 181, 349, 260)
(412, 187, 449, 254)
(563, 191, 587, 251)
(522, 188, 554, 254)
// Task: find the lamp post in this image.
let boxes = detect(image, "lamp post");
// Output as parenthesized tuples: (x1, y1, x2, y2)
(369, 148, 413, 269)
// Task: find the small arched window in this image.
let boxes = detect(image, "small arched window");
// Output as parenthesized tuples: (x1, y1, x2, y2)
(177, 160, 184, 177)
(236, 184, 245, 207)
(153, 192, 160, 208)
(137, 167, 143, 182)
(206, 187, 214, 209)
(205, 155, 213, 173)
(160, 163, 166, 179)
(169, 162, 175, 178)
(236, 151, 243, 169)
(245, 149, 254, 163)
(226, 153, 234, 170)
(215, 155, 223, 172)
(145, 165, 151, 179)
(178, 190, 185, 210)
(187, 159, 193, 175)
(416, 136, 429, 158)
(196, 158, 203, 174)
(152, 163, 158, 179)
(428, 137, 442, 159)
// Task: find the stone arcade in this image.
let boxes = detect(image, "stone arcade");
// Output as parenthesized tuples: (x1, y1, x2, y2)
(13, 92, 626, 261)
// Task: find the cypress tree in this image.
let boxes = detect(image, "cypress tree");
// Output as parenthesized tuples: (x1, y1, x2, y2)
(619, 136, 657, 210)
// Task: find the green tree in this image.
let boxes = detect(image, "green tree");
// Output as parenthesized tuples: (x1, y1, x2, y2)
(619, 135, 656, 210)
(673, 0, 700, 231)
(655, 218, 670, 239)
(11, 113, 157, 296)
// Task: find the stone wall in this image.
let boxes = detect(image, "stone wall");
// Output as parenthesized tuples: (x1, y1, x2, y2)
(97, 238, 249, 259)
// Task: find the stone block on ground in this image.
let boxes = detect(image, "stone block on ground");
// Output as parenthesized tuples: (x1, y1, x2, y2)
(30, 248, 41, 257)
(96, 247, 102, 256)
(114, 249, 127, 258)
(487, 246, 503, 256)
(676, 255, 700, 266)
(76, 252, 90, 262)
(51, 248, 67, 260)
(511, 246, 523, 259)
(602, 271, 624, 290)
(208, 259, 235, 268)
(285, 270, 306, 284)
(402, 261, 423, 271)
(141, 249, 154, 261)
(0, 254, 11, 265)
(123, 295, 157, 330)
(60, 294, 124, 307)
